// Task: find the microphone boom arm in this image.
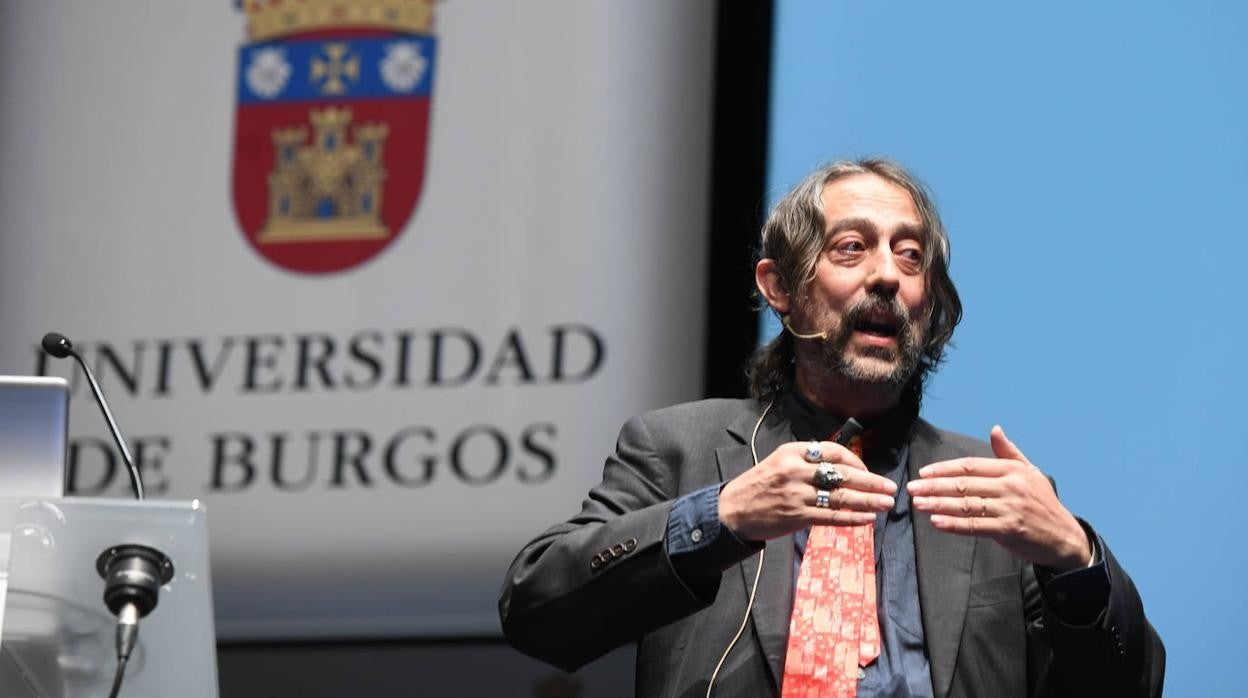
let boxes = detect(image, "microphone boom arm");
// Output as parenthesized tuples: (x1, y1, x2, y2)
(74, 353, 143, 500)
(42, 332, 144, 500)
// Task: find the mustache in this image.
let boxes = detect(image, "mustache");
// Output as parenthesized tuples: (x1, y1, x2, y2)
(841, 295, 910, 335)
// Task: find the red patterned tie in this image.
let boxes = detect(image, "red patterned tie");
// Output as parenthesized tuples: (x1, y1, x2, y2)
(780, 431, 880, 698)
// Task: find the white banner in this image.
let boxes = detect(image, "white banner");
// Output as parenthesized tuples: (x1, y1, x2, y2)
(0, 0, 714, 639)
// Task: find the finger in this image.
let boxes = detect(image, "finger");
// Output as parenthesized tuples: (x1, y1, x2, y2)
(990, 425, 1032, 466)
(907, 475, 1001, 498)
(911, 494, 996, 518)
(790, 441, 868, 473)
(796, 457, 896, 495)
(809, 487, 895, 512)
(834, 466, 897, 495)
(808, 508, 877, 527)
(816, 441, 868, 471)
(918, 457, 1012, 479)
(928, 513, 1009, 537)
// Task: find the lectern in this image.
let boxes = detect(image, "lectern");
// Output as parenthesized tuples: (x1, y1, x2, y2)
(0, 497, 217, 697)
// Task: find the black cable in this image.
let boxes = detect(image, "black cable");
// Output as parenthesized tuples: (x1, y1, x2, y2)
(107, 655, 128, 698)
(108, 604, 139, 697)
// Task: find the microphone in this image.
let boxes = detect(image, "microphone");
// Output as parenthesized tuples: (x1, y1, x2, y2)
(40, 331, 174, 697)
(834, 417, 864, 447)
(781, 315, 828, 340)
(40, 332, 144, 500)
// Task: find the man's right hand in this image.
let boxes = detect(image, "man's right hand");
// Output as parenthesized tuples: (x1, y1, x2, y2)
(718, 441, 897, 542)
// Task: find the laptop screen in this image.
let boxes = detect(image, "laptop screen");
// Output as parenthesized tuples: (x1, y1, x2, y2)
(0, 376, 68, 498)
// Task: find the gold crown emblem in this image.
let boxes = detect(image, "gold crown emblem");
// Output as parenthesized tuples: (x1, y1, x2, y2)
(242, 0, 436, 42)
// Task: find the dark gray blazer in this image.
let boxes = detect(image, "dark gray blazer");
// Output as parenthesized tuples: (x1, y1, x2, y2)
(499, 398, 1164, 698)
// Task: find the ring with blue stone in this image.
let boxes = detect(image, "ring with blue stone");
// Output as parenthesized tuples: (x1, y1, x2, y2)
(813, 463, 844, 490)
(803, 441, 822, 463)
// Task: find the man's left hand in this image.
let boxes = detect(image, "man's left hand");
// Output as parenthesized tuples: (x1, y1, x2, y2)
(907, 426, 1092, 572)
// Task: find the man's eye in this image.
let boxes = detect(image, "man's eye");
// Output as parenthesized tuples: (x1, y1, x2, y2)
(836, 241, 865, 253)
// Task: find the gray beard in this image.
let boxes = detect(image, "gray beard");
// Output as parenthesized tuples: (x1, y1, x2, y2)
(802, 297, 922, 391)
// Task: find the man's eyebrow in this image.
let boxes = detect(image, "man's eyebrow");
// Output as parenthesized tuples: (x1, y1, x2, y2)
(825, 218, 927, 239)
(893, 222, 927, 240)
(826, 217, 878, 236)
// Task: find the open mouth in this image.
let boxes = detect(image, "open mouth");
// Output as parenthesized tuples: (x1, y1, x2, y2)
(853, 313, 902, 339)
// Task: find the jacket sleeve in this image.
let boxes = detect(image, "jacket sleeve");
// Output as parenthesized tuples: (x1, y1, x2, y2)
(1027, 529, 1166, 697)
(497, 412, 719, 672)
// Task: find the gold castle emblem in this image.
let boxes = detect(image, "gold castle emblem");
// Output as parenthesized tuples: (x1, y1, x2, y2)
(259, 107, 390, 244)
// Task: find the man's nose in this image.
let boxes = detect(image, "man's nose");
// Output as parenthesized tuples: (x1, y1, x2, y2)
(865, 248, 901, 296)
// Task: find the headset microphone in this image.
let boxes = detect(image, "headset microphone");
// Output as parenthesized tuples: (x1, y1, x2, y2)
(781, 315, 828, 340)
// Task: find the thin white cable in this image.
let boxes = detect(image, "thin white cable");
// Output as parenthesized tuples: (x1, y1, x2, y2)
(782, 315, 828, 340)
(705, 398, 776, 698)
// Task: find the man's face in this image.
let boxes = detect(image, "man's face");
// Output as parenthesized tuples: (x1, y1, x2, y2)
(790, 173, 928, 388)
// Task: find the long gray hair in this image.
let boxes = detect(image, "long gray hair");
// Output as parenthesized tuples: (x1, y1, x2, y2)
(747, 158, 962, 402)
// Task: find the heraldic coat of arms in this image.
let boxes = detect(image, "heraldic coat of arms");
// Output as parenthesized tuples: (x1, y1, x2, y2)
(232, 0, 437, 273)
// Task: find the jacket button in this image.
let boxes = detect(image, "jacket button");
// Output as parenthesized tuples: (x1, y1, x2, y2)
(611, 543, 625, 557)
(590, 557, 603, 570)
(690, 528, 703, 543)
(623, 538, 638, 552)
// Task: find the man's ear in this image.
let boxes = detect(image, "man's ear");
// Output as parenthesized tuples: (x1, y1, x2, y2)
(755, 259, 791, 314)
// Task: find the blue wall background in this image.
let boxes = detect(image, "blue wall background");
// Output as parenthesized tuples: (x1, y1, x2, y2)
(766, 2, 1247, 694)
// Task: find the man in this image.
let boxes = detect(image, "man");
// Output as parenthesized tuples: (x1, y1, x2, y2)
(499, 159, 1164, 697)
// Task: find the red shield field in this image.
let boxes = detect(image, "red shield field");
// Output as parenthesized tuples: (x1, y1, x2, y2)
(232, 30, 435, 274)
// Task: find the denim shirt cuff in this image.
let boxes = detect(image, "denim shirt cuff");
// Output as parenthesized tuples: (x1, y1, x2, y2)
(666, 483, 764, 583)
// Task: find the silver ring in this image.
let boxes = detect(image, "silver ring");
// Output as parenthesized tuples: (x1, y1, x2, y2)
(804, 441, 822, 463)
(815, 490, 831, 508)
(813, 463, 844, 490)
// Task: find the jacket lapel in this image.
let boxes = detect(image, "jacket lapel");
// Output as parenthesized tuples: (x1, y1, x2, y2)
(718, 400, 795, 689)
(910, 420, 976, 698)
